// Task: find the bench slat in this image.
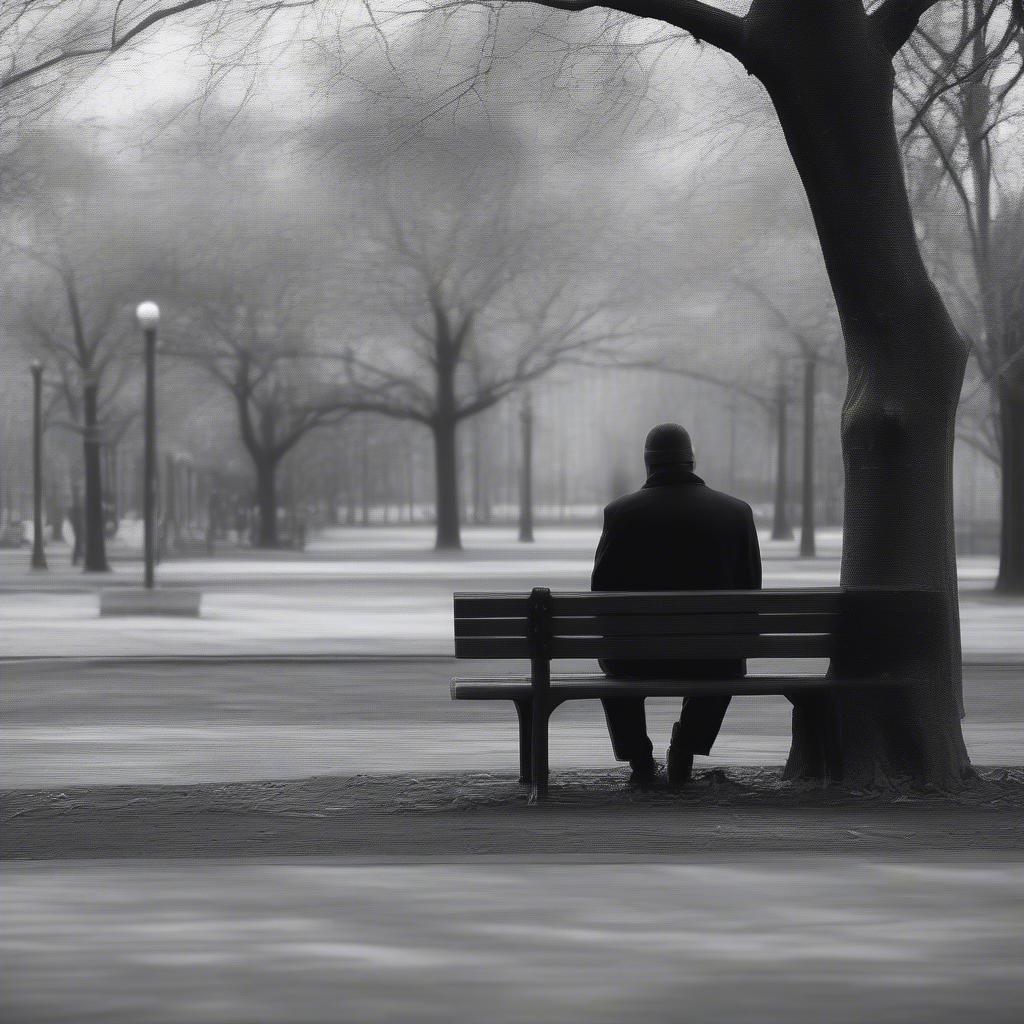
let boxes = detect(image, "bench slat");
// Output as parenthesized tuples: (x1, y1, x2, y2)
(550, 634, 836, 659)
(452, 588, 844, 619)
(551, 590, 843, 615)
(451, 674, 848, 700)
(455, 634, 835, 660)
(454, 594, 530, 618)
(550, 612, 839, 637)
(455, 613, 838, 641)
(455, 617, 529, 638)
(455, 637, 532, 658)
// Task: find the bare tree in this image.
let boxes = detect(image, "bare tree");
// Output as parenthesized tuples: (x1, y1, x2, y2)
(896, 0, 1024, 591)
(6, 212, 144, 572)
(167, 252, 355, 548)
(335, 180, 629, 550)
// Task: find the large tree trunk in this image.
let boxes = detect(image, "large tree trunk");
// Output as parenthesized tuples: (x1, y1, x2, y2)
(432, 415, 461, 550)
(81, 381, 109, 572)
(800, 356, 817, 557)
(746, 0, 971, 787)
(254, 457, 279, 548)
(996, 383, 1024, 593)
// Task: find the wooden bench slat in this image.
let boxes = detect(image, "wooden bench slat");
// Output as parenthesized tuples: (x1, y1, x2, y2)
(551, 590, 843, 615)
(455, 613, 839, 641)
(451, 673, 847, 700)
(455, 637, 532, 658)
(453, 589, 844, 619)
(455, 617, 529, 638)
(550, 634, 836, 659)
(550, 612, 839, 637)
(454, 594, 530, 618)
(455, 634, 835, 660)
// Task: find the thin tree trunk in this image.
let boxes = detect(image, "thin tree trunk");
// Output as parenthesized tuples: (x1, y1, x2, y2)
(432, 415, 461, 550)
(47, 475, 64, 542)
(254, 457, 279, 548)
(771, 365, 792, 541)
(744, 0, 971, 787)
(81, 381, 109, 572)
(471, 413, 483, 525)
(519, 396, 534, 543)
(800, 356, 817, 557)
(996, 384, 1024, 593)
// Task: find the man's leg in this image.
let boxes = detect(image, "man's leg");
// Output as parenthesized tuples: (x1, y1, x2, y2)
(667, 695, 731, 785)
(672, 695, 732, 756)
(600, 697, 654, 766)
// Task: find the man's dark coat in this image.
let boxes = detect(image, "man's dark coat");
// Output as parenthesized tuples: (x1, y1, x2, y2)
(591, 466, 762, 759)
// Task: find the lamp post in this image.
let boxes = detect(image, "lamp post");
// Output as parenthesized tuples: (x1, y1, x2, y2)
(136, 301, 160, 589)
(30, 360, 47, 570)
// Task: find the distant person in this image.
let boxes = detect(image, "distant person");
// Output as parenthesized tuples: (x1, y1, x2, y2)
(592, 423, 761, 787)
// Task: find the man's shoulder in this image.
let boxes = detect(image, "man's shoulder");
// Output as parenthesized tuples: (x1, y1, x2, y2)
(604, 485, 753, 520)
(602, 489, 647, 519)
(699, 486, 755, 519)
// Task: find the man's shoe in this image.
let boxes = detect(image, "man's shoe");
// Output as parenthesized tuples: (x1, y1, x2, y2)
(628, 757, 663, 789)
(667, 724, 694, 787)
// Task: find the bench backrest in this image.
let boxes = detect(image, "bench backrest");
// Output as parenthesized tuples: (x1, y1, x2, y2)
(453, 588, 936, 665)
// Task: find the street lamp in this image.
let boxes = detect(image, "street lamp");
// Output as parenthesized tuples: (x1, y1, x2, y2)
(30, 360, 47, 570)
(136, 301, 160, 589)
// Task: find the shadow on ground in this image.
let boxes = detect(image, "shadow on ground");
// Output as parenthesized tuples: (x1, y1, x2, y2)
(5, 767, 1023, 860)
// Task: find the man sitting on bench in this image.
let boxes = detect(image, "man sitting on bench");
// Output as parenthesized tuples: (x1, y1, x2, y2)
(592, 423, 762, 787)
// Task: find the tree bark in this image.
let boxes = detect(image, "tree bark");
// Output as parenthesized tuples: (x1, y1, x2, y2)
(800, 356, 817, 557)
(771, 365, 792, 541)
(80, 380, 109, 572)
(995, 383, 1024, 593)
(432, 415, 462, 550)
(254, 457, 279, 548)
(742, 0, 971, 787)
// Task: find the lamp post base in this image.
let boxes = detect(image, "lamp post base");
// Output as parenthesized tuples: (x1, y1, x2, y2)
(99, 588, 202, 617)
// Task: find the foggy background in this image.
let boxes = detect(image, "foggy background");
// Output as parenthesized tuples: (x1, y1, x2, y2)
(0, 3, 1011, 551)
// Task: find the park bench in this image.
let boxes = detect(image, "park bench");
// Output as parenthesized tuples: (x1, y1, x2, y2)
(452, 587, 934, 800)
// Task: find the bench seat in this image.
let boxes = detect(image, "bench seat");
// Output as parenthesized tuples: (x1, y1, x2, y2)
(452, 673, 845, 701)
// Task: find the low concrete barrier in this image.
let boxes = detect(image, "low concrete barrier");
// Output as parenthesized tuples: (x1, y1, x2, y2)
(99, 588, 202, 617)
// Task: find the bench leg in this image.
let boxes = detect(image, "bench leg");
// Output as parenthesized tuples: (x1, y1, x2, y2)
(529, 697, 550, 804)
(514, 699, 533, 786)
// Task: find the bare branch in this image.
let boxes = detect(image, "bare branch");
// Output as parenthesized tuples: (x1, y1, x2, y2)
(871, 0, 946, 56)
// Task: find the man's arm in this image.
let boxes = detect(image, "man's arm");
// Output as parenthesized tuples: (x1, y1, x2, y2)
(591, 507, 617, 591)
(742, 506, 762, 591)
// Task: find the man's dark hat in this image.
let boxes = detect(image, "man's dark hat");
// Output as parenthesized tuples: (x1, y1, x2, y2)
(644, 423, 694, 466)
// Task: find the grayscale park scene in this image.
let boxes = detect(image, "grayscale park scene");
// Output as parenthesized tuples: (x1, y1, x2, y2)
(1, 1, 1023, 1021)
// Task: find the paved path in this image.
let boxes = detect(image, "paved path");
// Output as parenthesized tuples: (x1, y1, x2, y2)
(4, 858, 1024, 1023)
(3, 658, 1022, 787)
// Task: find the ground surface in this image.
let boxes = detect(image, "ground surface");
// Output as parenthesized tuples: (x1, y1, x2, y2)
(5, 768, 1024, 859)
(5, 859, 1024, 1024)
(3, 526, 1023, 1023)
(3, 657, 1023, 787)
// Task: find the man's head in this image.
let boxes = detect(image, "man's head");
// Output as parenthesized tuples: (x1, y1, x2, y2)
(644, 423, 695, 473)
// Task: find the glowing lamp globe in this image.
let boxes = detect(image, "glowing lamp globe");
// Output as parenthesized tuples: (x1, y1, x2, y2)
(136, 301, 160, 330)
